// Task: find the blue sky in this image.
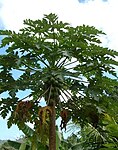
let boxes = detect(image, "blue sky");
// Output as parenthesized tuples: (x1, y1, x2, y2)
(0, 0, 118, 140)
(0, 119, 23, 140)
(79, 0, 108, 2)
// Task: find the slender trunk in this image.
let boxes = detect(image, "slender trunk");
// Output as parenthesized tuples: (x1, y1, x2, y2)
(49, 101, 56, 150)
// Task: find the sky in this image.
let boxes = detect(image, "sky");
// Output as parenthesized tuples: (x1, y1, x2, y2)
(0, 0, 118, 140)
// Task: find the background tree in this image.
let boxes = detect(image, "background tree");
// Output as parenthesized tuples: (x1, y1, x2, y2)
(0, 13, 118, 150)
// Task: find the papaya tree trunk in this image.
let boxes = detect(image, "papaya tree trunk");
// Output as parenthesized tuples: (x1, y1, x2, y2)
(49, 101, 56, 150)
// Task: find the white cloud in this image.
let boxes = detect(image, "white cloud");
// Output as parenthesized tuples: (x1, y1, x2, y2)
(0, 0, 118, 50)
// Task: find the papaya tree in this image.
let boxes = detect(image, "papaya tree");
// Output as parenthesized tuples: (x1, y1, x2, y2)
(0, 13, 118, 150)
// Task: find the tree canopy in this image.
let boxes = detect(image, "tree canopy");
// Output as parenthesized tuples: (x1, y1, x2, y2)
(0, 13, 118, 149)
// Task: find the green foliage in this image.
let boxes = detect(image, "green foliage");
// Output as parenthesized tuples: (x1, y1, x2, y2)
(68, 114, 118, 150)
(0, 139, 30, 150)
(0, 13, 118, 149)
(18, 123, 48, 149)
(16, 123, 61, 149)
